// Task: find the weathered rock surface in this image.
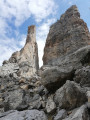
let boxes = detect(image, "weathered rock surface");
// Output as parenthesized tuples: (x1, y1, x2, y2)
(54, 80, 87, 110)
(40, 5, 90, 91)
(74, 66, 90, 87)
(63, 105, 90, 120)
(0, 110, 47, 120)
(40, 45, 90, 91)
(4, 89, 24, 111)
(45, 95, 56, 113)
(43, 5, 90, 65)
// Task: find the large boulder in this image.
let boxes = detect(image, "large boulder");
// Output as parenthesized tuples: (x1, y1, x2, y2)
(40, 46, 90, 91)
(63, 105, 90, 120)
(54, 109, 67, 120)
(4, 89, 24, 111)
(45, 95, 56, 113)
(0, 110, 47, 120)
(40, 5, 90, 91)
(54, 80, 87, 110)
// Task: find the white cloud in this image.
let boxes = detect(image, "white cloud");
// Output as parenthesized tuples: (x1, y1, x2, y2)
(19, 35, 26, 47)
(0, 0, 31, 26)
(0, 0, 56, 27)
(0, 34, 26, 66)
(0, 18, 10, 37)
(0, 45, 15, 65)
(62, 0, 77, 5)
(28, 0, 56, 22)
(0, 37, 18, 66)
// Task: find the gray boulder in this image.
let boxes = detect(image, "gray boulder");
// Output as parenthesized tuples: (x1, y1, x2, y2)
(46, 96, 56, 113)
(4, 89, 24, 111)
(0, 110, 47, 120)
(74, 66, 90, 87)
(54, 80, 87, 110)
(54, 109, 67, 120)
(40, 46, 90, 91)
(63, 105, 90, 120)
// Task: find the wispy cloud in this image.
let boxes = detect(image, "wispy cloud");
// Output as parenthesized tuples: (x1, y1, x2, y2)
(28, 0, 57, 22)
(0, 0, 57, 27)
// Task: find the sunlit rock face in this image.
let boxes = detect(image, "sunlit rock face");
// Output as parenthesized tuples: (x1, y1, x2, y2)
(43, 5, 90, 65)
(8, 25, 39, 77)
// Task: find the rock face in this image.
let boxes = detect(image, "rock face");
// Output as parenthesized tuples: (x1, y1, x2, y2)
(8, 25, 39, 77)
(54, 80, 87, 110)
(43, 5, 90, 65)
(40, 5, 90, 91)
(0, 110, 47, 120)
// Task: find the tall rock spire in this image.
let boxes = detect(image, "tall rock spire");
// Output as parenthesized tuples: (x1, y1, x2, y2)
(43, 5, 90, 65)
(8, 25, 39, 77)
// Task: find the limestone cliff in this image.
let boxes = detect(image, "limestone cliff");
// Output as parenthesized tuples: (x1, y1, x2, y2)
(8, 25, 39, 77)
(43, 5, 90, 65)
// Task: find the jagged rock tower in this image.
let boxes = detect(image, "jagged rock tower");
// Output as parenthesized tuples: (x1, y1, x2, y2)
(4, 25, 39, 77)
(43, 5, 90, 65)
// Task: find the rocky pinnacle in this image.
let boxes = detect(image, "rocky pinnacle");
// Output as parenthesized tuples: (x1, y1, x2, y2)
(43, 5, 90, 65)
(8, 25, 39, 77)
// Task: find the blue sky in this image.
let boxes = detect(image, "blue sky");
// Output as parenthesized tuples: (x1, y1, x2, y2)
(0, 0, 90, 67)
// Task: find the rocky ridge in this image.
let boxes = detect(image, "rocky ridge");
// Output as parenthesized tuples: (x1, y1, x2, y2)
(0, 5, 90, 120)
